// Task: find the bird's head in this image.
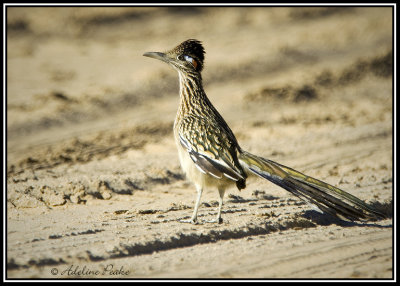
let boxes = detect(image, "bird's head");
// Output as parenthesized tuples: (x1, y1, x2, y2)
(143, 39, 205, 73)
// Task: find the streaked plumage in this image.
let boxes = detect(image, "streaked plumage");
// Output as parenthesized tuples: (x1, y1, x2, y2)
(143, 39, 385, 224)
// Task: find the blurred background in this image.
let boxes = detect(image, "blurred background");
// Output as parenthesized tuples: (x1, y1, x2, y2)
(7, 6, 392, 177)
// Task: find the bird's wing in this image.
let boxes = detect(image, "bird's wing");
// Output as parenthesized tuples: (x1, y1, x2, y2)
(178, 115, 246, 181)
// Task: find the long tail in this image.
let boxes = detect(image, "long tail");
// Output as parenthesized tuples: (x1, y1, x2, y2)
(239, 151, 385, 221)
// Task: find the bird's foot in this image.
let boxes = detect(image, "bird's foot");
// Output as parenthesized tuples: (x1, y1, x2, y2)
(204, 217, 223, 224)
(179, 217, 199, 224)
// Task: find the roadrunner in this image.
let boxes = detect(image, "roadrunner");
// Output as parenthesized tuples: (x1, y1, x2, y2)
(143, 39, 384, 224)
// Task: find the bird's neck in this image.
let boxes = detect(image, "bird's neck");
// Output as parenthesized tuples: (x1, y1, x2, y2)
(177, 71, 210, 116)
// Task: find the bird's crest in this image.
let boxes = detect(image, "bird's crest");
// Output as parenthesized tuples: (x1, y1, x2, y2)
(170, 39, 205, 72)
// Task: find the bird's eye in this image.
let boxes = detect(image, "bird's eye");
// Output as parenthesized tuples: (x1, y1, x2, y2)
(184, 55, 193, 62)
(184, 55, 198, 69)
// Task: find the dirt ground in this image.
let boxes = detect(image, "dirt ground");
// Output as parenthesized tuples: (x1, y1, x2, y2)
(6, 7, 393, 279)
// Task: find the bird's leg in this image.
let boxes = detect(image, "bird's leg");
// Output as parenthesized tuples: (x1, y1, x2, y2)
(205, 188, 225, 224)
(215, 188, 225, 223)
(180, 185, 203, 224)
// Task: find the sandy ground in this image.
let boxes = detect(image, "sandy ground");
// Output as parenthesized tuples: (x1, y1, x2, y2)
(6, 7, 393, 279)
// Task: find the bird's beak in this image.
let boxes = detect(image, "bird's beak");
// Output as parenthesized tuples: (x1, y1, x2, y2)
(143, 52, 170, 63)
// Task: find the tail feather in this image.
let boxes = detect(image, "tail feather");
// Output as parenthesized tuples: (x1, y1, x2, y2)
(239, 151, 385, 221)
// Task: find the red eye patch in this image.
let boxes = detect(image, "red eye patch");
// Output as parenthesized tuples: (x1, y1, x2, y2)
(191, 59, 198, 69)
